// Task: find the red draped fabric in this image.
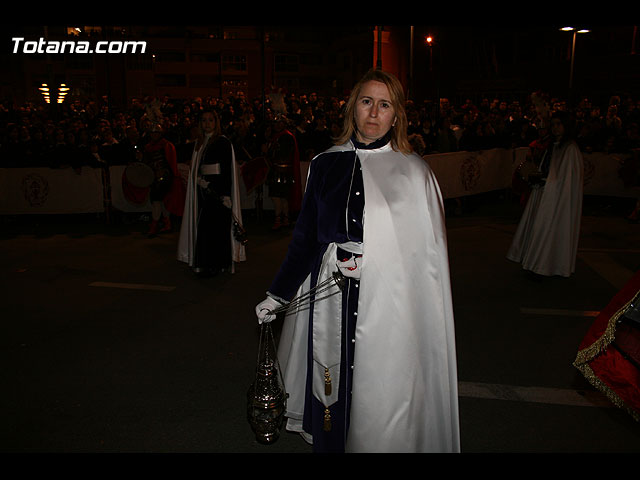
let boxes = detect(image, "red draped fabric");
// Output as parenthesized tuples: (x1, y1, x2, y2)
(574, 270, 640, 421)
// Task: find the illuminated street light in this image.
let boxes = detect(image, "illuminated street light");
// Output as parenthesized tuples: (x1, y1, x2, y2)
(423, 33, 439, 108)
(58, 83, 70, 104)
(425, 35, 434, 72)
(38, 83, 71, 104)
(560, 26, 591, 105)
(39, 83, 50, 103)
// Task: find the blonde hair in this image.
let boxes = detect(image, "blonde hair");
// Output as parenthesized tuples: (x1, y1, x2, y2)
(336, 69, 412, 154)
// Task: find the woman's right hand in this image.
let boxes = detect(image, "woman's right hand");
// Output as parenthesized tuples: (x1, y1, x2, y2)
(255, 296, 283, 324)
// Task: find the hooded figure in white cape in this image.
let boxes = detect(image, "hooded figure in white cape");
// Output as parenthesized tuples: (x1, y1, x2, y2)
(507, 111, 583, 277)
(255, 70, 460, 453)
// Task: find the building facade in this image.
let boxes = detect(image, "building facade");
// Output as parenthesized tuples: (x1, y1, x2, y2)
(3, 25, 375, 110)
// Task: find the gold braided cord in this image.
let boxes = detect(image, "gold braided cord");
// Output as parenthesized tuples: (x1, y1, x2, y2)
(573, 292, 640, 422)
(574, 362, 640, 422)
(573, 295, 635, 366)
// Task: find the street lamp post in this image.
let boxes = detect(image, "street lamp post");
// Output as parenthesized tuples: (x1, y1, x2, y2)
(560, 27, 590, 106)
(409, 26, 414, 102)
(424, 35, 438, 110)
(376, 26, 383, 70)
(425, 35, 433, 72)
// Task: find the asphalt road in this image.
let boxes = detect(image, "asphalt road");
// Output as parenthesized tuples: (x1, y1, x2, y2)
(1, 192, 639, 453)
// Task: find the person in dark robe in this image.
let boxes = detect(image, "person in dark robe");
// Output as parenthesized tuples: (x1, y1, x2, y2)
(254, 69, 459, 453)
(177, 109, 246, 276)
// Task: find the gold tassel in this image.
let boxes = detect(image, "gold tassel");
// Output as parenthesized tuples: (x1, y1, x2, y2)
(323, 408, 332, 431)
(324, 367, 332, 396)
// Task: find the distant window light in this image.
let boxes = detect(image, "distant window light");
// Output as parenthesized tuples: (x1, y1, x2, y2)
(222, 55, 247, 71)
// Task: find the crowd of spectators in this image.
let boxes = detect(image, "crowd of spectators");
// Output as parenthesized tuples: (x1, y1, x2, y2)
(1, 88, 639, 172)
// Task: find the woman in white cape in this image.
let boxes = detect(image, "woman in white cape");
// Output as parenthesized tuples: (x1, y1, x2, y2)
(507, 111, 584, 277)
(254, 70, 459, 453)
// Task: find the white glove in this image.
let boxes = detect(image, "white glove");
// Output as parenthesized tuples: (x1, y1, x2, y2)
(197, 177, 209, 188)
(255, 296, 283, 324)
(336, 256, 362, 279)
(222, 196, 232, 209)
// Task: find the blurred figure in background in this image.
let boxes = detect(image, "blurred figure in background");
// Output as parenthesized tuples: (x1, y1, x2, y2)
(143, 123, 185, 236)
(177, 109, 246, 276)
(507, 111, 584, 278)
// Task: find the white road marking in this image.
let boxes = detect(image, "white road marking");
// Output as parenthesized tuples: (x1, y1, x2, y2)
(579, 248, 640, 254)
(458, 382, 612, 408)
(503, 252, 633, 410)
(89, 281, 175, 292)
(520, 308, 600, 317)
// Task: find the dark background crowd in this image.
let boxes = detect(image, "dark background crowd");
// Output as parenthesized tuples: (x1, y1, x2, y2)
(1, 89, 639, 173)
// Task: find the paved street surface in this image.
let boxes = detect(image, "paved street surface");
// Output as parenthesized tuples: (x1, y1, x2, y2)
(1, 192, 639, 453)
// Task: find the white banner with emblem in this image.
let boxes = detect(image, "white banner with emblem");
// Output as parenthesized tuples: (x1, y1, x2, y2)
(1, 149, 637, 214)
(425, 147, 528, 199)
(425, 148, 638, 200)
(0, 167, 105, 214)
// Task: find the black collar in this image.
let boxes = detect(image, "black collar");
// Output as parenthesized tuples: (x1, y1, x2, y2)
(351, 131, 392, 150)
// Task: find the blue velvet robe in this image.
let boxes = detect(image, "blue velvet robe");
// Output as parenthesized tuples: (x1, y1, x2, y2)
(268, 136, 386, 452)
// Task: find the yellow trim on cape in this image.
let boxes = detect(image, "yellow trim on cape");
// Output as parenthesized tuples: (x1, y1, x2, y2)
(573, 293, 640, 422)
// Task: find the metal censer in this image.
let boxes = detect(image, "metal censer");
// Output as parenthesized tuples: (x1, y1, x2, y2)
(247, 271, 346, 443)
(247, 322, 287, 444)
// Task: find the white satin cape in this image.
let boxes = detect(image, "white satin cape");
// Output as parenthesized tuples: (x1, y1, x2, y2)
(277, 141, 460, 452)
(177, 135, 246, 271)
(507, 141, 583, 277)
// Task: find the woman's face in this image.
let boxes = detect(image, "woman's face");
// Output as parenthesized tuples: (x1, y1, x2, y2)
(550, 118, 565, 140)
(354, 80, 396, 145)
(201, 112, 217, 134)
